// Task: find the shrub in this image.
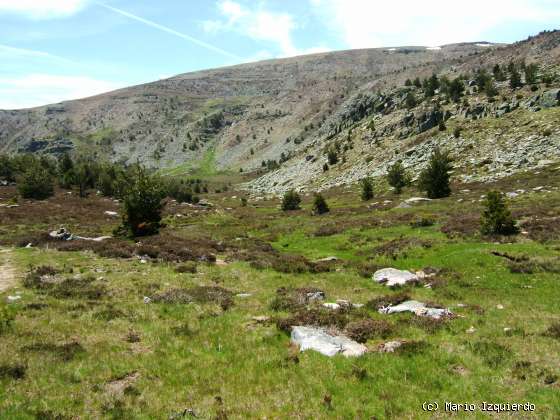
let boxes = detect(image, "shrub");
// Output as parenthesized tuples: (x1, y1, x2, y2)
(386, 161, 410, 194)
(360, 177, 374, 201)
(281, 190, 301, 211)
(453, 127, 462, 138)
(418, 148, 452, 198)
(327, 150, 338, 165)
(405, 92, 417, 109)
(480, 191, 519, 235)
(344, 319, 393, 343)
(17, 162, 54, 200)
(0, 304, 16, 335)
(165, 178, 195, 203)
(312, 193, 329, 215)
(121, 167, 166, 236)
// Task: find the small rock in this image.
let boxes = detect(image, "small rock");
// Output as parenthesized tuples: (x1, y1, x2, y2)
(496, 304, 504, 310)
(306, 291, 325, 302)
(322, 302, 341, 310)
(378, 340, 403, 353)
(7, 295, 21, 302)
(251, 316, 270, 323)
(314, 256, 339, 263)
(143, 296, 152, 304)
(466, 326, 476, 334)
(104, 211, 118, 217)
(236, 293, 252, 298)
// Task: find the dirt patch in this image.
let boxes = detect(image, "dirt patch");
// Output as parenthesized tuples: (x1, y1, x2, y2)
(369, 237, 432, 259)
(440, 213, 480, 238)
(151, 286, 234, 310)
(0, 249, 17, 293)
(22, 340, 85, 362)
(232, 238, 332, 274)
(24, 268, 106, 300)
(105, 372, 140, 397)
(544, 323, 560, 339)
(270, 287, 325, 311)
(518, 216, 560, 243)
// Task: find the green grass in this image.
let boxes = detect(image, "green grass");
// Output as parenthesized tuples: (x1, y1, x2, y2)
(1, 172, 559, 418)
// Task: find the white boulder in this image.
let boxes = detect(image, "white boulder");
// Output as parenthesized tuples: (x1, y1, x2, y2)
(373, 268, 419, 286)
(379, 300, 452, 319)
(291, 326, 367, 357)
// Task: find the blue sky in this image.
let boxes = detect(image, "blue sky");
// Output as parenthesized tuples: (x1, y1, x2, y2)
(1, 0, 559, 109)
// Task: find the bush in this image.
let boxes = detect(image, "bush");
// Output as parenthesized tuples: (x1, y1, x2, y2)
(327, 149, 339, 165)
(386, 161, 410, 194)
(360, 177, 374, 201)
(312, 193, 329, 215)
(281, 190, 301, 211)
(0, 304, 15, 335)
(165, 178, 195, 203)
(17, 162, 54, 200)
(480, 191, 518, 235)
(121, 167, 166, 236)
(418, 148, 452, 199)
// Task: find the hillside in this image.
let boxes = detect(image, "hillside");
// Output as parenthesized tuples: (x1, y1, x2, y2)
(1, 30, 560, 418)
(0, 40, 507, 168)
(1, 31, 560, 194)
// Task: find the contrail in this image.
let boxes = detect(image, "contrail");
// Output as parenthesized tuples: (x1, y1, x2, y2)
(97, 2, 241, 60)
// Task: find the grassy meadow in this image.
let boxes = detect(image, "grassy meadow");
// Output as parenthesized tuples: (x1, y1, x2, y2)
(0, 167, 559, 419)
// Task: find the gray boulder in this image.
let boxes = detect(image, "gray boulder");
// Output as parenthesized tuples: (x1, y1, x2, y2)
(291, 326, 367, 357)
(540, 89, 560, 108)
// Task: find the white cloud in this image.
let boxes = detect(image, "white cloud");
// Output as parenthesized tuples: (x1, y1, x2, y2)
(311, 0, 560, 48)
(0, 74, 123, 109)
(0, 44, 74, 64)
(204, 1, 327, 58)
(0, 0, 89, 19)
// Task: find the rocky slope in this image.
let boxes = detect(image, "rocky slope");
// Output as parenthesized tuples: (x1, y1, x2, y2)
(1, 30, 560, 194)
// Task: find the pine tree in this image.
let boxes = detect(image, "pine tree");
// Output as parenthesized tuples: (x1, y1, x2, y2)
(312, 193, 329, 214)
(524, 63, 539, 85)
(386, 161, 410, 194)
(327, 149, 338, 165)
(17, 162, 54, 200)
(509, 67, 522, 89)
(493, 64, 506, 81)
(418, 148, 452, 198)
(121, 167, 166, 236)
(480, 191, 518, 235)
(484, 79, 498, 99)
(405, 92, 417, 109)
(360, 177, 374, 201)
(281, 189, 301, 211)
